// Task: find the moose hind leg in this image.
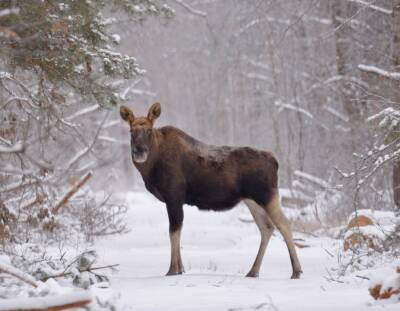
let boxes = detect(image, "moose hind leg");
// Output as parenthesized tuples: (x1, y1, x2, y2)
(244, 199, 275, 278)
(264, 191, 302, 279)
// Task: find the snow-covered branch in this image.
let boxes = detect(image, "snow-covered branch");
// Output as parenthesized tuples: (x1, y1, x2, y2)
(65, 104, 100, 121)
(0, 141, 24, 153)
(245, 72, 271, 82)
(170, 0, 207, 17)
(0, 7, 20, 18)
(294, 170, 332, 190)
(347, 0, 392, 15)
(358, 64, 400, 81)
(275, 100, 313, 119)
(367, 107, 400, 124)
(0, 261, 38, 288)
(323, 105, 349, 123)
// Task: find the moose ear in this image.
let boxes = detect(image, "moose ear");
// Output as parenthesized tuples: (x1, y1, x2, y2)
(120, 105, 135, 123)
(147, 102, 161, 122)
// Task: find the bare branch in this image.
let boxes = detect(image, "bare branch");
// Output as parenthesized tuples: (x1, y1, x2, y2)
(42, 264, 119, 281)
(52, 171, 93, 214)
(65, 111, 110, 170)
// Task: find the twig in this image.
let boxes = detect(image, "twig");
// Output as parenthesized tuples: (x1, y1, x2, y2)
(297, 230, 318, 238)
(323, 248, 335, 258)
(324, 267, 345, 283)
(65, 111, 110, 170)
(294, 242, 311, 248)
(355, 274, 370, 280)
(41, 264, 119, 281)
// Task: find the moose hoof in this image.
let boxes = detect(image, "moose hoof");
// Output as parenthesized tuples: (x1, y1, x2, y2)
(290, 270, 302, 279)
(246, 271, 259, 278)
(166, 269, 184, 276)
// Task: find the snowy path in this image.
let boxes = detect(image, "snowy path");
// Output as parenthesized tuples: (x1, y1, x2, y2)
(96, 192, 397, 311)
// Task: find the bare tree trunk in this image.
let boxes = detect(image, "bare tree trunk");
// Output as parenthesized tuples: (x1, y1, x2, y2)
(331, 0, 363, 128)
(392, 0, 400, 211)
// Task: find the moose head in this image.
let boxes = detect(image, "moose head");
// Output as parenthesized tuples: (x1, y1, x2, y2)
(120, 102, 161, 163)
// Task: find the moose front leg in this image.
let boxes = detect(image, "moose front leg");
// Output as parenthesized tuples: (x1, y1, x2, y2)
(166, 203, 184, 276)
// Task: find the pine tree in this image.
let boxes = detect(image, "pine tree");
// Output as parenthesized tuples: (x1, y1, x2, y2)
(0, 0, 172, 105)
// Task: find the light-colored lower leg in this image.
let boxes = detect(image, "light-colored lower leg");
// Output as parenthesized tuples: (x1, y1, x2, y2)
(244, 199, 275, 277)
(265, 192, 302, 279)
(166, 227, 184, 275)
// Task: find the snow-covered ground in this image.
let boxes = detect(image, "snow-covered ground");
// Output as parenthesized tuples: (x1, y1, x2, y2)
(96, 192, 398, 311)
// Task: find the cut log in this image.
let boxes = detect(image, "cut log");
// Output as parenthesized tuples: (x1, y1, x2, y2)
(369, 266, 400, 300)
(347, 215, 373, 229)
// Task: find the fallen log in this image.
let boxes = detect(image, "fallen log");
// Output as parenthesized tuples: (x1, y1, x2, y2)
(0, 291, 92, 311)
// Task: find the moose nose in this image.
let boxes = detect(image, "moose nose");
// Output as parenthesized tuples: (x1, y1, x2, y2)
(132, 146, 149, 163)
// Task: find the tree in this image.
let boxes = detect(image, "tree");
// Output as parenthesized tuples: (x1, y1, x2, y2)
(392, 0, 400, 211)
(0, 0, 172, 243)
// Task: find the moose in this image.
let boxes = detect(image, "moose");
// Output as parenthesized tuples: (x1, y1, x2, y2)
(120, 103, 302, 279)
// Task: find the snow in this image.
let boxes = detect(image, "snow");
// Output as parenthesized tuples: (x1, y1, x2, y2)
(0, 291, 91, 311)
(0, 8, 20, 18)
(343, 224, 386, 241)
(95, 192, 399, 311)
(0, 258, 38, 288)
(112, 34, 121, 44)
